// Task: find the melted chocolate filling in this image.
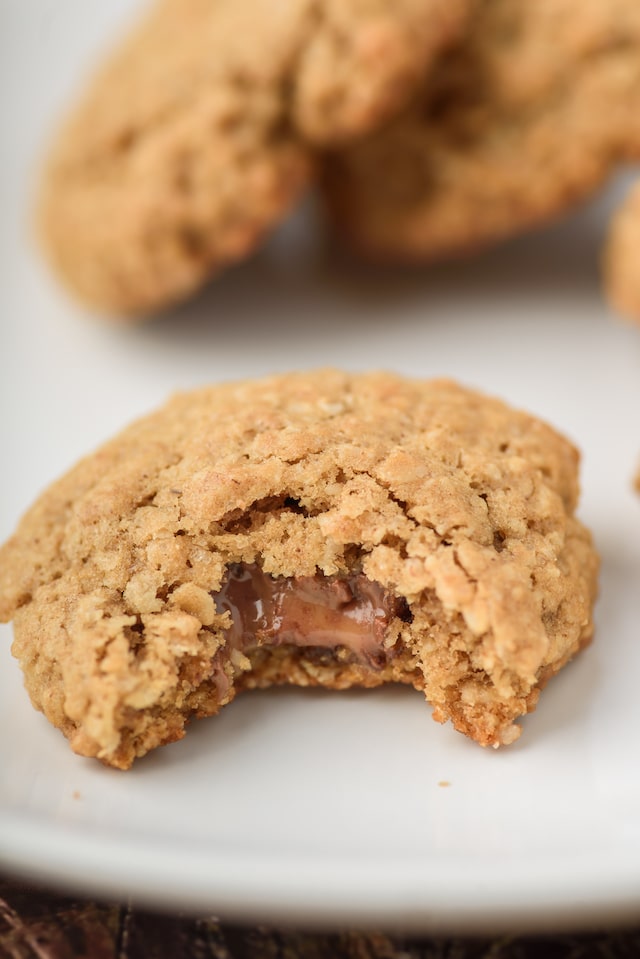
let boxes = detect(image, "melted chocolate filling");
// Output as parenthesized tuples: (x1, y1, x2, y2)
(215, 563, 408, 668)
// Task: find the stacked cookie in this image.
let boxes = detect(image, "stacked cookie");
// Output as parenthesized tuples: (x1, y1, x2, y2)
(39, 0, 640, 322)
(38, 0, 471, 316)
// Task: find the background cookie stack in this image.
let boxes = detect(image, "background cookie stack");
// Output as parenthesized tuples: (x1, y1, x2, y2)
(36, 0, 640, 327)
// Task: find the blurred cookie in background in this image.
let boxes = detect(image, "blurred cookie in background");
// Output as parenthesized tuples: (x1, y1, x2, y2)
(38, 0, 472, 319)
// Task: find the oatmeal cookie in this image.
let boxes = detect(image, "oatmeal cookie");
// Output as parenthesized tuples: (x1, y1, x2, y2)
(603, 180, 640, 325)
(0, 371, 598, 769)
(322, 0, 640, 260)
(38, 0, 471, 317)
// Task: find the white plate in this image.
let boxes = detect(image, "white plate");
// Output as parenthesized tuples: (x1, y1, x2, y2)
(2, 0, 640, 935)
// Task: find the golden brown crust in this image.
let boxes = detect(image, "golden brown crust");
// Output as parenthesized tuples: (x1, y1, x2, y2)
(292, 0, 473, 144)
(321, 0, 640, 260)
(38, 0, 310, 318)
(603, 179, 640, 325)
(38, 0, 471, 318)
(0, 371, 598, 768)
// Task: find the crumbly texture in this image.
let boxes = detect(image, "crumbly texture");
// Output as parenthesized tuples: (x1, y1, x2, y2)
(321, 0, 640, 260)
(38, 0, 471, 318)
(603, 180, 640, 325)
(0, 371, 598, 769)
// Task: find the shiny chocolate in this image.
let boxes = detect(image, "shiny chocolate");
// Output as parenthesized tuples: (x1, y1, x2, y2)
(215, 563, 405, 665)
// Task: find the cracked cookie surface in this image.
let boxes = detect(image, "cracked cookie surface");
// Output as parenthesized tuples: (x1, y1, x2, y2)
(0, 371, 598, 769)
(38, 0, 471, 317)
(322, 0, 640, 260)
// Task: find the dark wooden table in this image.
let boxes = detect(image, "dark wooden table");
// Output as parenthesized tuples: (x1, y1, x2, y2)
(1, 876, 639, 959)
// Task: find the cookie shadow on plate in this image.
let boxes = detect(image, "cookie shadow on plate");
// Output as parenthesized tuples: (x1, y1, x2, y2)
(139, 684, 433, 773)
(515, 644, 598, 750)
(517, 528, 640, 750)
(131, 172, 636, 350)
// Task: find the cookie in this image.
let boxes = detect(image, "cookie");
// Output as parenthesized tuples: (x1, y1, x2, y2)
(0, 371, 598, 769)
(38, 0, 471, 318)
(321, 0, 640, 260)
(603, 180, 640, 325)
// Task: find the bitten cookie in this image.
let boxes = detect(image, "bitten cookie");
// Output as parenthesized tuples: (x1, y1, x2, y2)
(603, 180, 640, 325)
(322, 0, 640, 260)
(38, 0, 471, 318)
(0, 371, 598, 769)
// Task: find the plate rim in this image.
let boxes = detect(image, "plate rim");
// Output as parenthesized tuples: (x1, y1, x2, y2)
(2, 808, 640, 934)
